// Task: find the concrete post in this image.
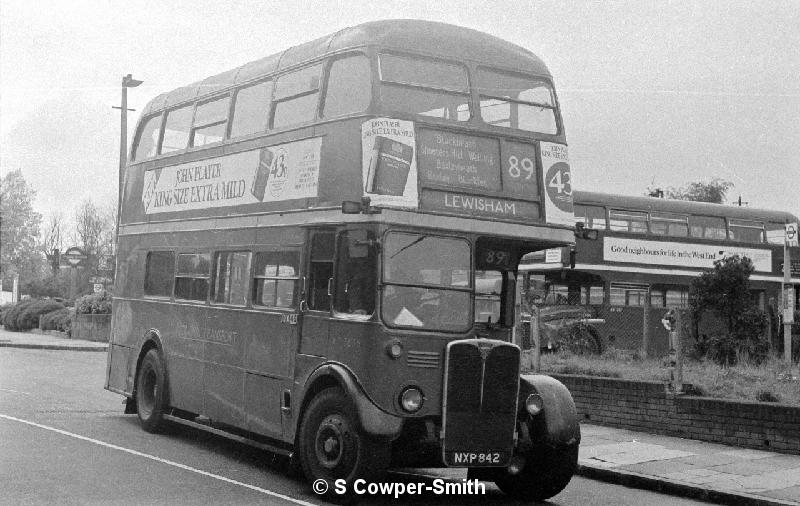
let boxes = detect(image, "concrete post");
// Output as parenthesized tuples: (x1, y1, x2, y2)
(674, 309, 683, 393)
(530, 306, 541, 373)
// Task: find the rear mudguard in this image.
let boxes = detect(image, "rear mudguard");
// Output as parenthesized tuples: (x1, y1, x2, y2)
(518, 374, 580, 448)
(300, 363, 403, 440)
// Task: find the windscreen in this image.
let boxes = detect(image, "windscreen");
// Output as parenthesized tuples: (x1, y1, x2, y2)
(382, 232, 471, 332)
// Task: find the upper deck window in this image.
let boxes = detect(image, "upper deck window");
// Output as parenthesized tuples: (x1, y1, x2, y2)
(230, 81, 272, 139)
(766, 222, 787, 245)
(650, 212, 689, 237)
(729, 219, 765, 243)
(323, 54, 371, 118)
(475, 68, 558, 135)
(272, 64, 322, 129)
(160, 106, 193, 154)
(609, 210, 647, 233)
(133, 114, 162, 161)
(689, 215, 726, 240)
(191, 96, 230, 147)
(575, 204, 606, 229)
(379, 54, 470, 122)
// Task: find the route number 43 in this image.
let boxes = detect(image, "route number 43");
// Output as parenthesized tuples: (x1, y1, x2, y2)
(548, 168, 572, 196)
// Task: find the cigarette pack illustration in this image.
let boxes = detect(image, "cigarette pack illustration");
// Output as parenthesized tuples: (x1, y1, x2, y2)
(365, 136, 414, 196)
(251, 148, 274, 201)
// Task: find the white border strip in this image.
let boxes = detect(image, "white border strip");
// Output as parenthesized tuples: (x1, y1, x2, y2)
(0, 413, 319, 506)
(519, 262, 800, 284)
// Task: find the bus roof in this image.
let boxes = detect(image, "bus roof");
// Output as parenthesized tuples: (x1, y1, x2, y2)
(574, 190, 799, 223)
(141, 19, 552, 116)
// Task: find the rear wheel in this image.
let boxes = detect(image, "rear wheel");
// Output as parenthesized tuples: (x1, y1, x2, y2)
(135, 349, 168, 433)
(298, 387, 389, 498)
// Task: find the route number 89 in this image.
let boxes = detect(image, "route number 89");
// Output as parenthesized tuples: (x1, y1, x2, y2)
(508, 156, 534, 180)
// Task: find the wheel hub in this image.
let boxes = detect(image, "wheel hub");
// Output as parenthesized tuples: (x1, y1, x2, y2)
(315, 415, 347, 469)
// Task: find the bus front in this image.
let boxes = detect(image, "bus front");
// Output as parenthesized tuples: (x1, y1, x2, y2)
(316, 30, 581, 500)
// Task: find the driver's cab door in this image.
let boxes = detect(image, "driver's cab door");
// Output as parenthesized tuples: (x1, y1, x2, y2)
(299, 229, 335, 357)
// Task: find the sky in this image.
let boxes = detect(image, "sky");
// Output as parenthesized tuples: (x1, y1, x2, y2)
(1, 0, 798, 224)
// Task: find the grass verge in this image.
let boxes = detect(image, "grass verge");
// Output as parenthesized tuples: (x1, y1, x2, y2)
(528, 348, 800, 406)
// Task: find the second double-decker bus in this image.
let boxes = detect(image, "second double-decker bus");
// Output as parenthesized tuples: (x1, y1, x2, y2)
(520, 190, 800, 355)
(106, 20, 581, 500)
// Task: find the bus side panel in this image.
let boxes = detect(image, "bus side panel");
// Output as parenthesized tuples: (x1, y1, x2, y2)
(106, 344, 133, 394)
(144, 301, 206, 415)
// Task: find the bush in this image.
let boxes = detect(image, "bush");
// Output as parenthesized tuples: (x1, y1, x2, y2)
(0, 302, 16, 323)
(40, 307, 73, 333)
(75, 290, 112, 315)
(1, 299, 66, 331)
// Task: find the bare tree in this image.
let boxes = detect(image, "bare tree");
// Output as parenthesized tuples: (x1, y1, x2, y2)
(74, 199, 111, 257)
(39, 211, 65, 275)
(40, 211, 64, 253)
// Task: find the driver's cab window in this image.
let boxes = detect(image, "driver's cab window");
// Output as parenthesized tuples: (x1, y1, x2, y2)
(333, 229, 377, 316)
(474, 270, 502, 323)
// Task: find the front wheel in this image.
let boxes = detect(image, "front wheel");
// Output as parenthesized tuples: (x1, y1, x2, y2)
(297, 387, 389, 498)
(135, 349, 168, 433)
(494, 443, 578, 501)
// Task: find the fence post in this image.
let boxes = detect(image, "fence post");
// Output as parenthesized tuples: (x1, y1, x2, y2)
(531, 306, 541, 373)
(642, 294, 650, 358)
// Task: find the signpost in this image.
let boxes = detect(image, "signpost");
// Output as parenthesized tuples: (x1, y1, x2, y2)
(62, 247, 88, 299)
(787, 222, 798, 247)
(783, 223, 797, 363)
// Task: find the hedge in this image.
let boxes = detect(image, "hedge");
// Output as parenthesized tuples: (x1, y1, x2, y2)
(39, 307, 73, 333)
(2, 299, 66, 331)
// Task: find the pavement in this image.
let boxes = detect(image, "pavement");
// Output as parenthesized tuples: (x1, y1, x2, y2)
(0, 327, 107, 351)
(578, 424, 800, 505)
(1, 327, 799, 505)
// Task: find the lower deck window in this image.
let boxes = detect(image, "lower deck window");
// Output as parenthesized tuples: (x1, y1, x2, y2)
(212, 252, 250, 305)
(175, 253, 211, 301)
(609, 282, 648, 306)
(144, 251, 175, 297)
(253, 251, 299, 308)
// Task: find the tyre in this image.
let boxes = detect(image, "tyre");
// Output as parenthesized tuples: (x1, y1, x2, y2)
(494, 442, 578, 501)
(298, 387, 389, 498)
(135, 349, 168, 433)
(560, 324, 603, 355)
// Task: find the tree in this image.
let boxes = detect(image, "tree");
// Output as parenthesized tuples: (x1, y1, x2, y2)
(0, 169, 43, 287)
(39, 211, 65, 275)
(69, 199, 115, 295)
(73, 200, 114, 259)
(689, 255, 768, 364)
(664, 178, 734, 204)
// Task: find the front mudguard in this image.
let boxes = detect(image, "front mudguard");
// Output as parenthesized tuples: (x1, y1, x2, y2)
(301, 363, 403, 440)
(518, 374, 580, 449)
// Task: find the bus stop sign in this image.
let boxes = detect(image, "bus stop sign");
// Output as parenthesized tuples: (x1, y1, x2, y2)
(787, 223, 798, 247)
(63, 247, 88, 267)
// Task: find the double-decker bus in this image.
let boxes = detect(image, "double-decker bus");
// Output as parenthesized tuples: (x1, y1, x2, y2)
(520, 190, 800, 355)
(106, 20, 581, 500)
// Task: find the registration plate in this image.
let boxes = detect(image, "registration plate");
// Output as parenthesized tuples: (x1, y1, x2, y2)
(446, 451, 508, 466)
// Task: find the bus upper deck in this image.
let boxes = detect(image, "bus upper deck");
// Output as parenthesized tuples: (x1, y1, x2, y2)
(121, 19, 575, 249)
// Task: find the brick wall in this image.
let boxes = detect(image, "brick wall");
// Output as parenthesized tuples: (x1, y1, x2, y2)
(71, 313, 111, 342)
(551, 374, 800, 455)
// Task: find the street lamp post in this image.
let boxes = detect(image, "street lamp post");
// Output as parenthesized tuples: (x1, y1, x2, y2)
(113, 74, 143, 243)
